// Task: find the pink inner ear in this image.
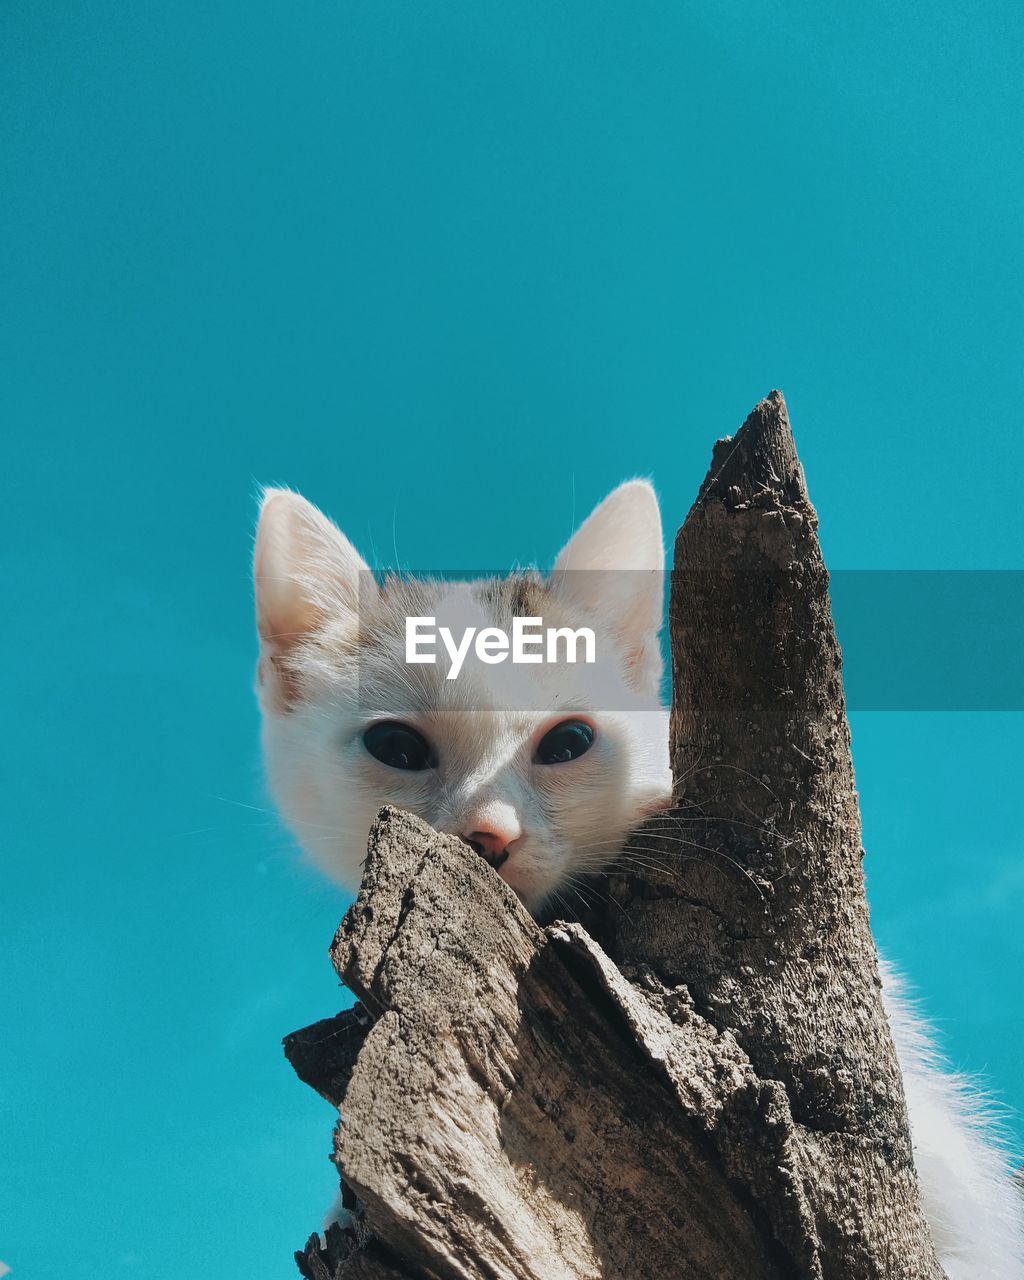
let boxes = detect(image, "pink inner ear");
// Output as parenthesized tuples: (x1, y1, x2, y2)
(253, 560, 312, 711)
(256, 582, 323, 650)
(621, 633, 663, 696)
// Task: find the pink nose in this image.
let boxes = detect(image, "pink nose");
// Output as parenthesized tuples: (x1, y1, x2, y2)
(463, 828, 513, 870)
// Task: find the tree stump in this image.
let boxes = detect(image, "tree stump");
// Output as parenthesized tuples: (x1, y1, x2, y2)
(286, 392, 942, 1279)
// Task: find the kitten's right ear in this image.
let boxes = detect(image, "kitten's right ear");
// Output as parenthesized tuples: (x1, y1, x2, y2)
(550, 480, 665, 696)
(253, 488, 373, 709)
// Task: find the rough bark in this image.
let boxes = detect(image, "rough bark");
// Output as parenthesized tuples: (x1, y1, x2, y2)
(286, 392, 942, 1279)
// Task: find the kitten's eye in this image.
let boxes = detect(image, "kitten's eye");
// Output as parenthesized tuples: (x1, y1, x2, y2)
(363, 721, 434, 771)
(535, 719, 595, 765)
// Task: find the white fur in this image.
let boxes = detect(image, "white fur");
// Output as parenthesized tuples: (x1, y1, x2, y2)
(882, 963, 1024, 1277)
(254, 481, 1024, 1274)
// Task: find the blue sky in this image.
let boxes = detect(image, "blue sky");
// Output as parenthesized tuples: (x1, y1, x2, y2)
(1, 2, 1022, 1276)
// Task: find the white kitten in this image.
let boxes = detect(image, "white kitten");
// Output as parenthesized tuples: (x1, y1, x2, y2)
(253, 480, 671, 907)
(253, 481, 1024, 1278)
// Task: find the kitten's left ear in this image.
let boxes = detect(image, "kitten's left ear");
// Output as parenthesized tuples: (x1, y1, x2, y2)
(253, 488, 374, 709)
(551, 479, 665, 694)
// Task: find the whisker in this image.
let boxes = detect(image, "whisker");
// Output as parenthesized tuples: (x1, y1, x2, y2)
(673, 758, 783, 803)
(206, 793, 276, 815)
(560, 875, 626, 917)
(641, 815, 775, 841)
(619, 837, 771, 908)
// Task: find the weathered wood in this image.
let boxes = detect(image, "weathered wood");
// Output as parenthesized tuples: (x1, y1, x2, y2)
(285, 1006, 373, 1110)
(289, 392, 942, 1279)
(318, 807, 799, 1279)
(295, 1223, 413, 1280)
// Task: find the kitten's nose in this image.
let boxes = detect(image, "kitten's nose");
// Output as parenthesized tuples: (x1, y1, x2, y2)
(462, 815, 521, 871)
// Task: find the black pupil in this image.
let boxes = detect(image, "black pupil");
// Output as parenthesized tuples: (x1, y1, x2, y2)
(363, 721, 432, 771)
(536, 720, 594, 765)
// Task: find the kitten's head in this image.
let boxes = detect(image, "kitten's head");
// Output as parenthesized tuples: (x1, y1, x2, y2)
(252, 482, 671, 909)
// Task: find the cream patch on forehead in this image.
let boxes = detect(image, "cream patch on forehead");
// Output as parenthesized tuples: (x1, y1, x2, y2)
(365, 574, 557, 647)
(341, 571, 628, 718)
(351, 577, 498, 717)
(474, 573, 549, 623)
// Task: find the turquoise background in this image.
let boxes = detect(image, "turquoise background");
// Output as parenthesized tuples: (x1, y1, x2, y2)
(2, 2, 1022, 1276)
